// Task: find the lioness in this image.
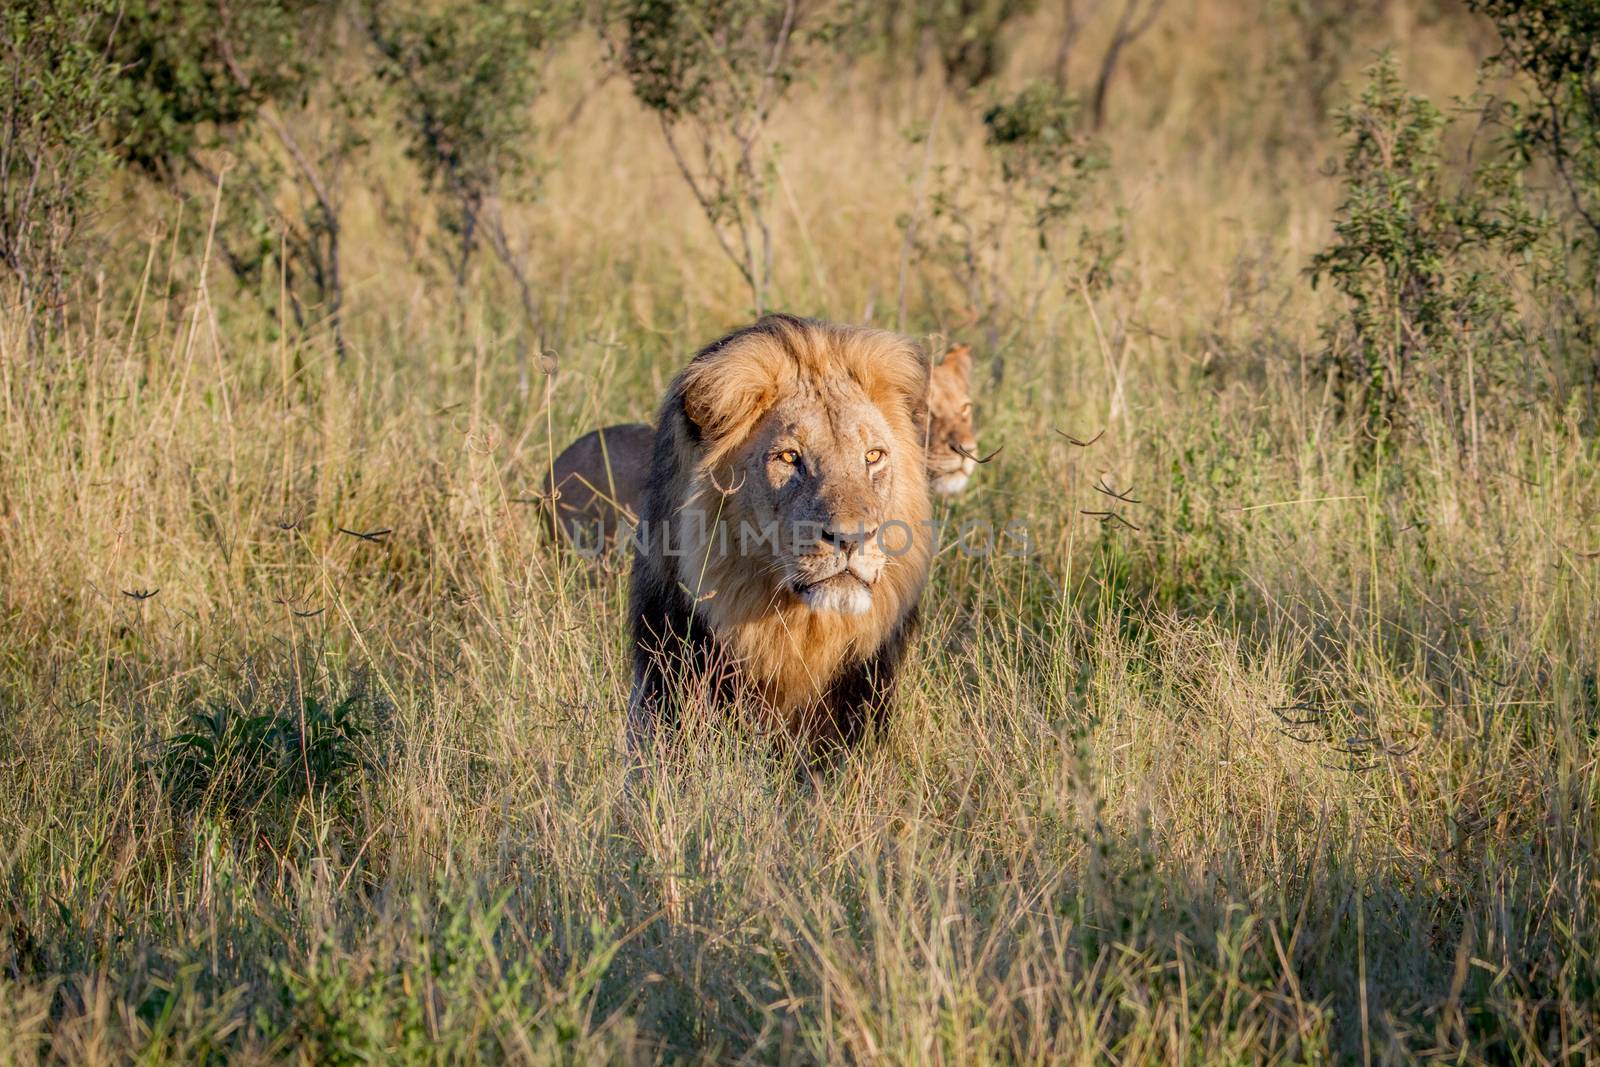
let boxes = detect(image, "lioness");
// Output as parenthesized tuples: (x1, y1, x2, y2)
(924, 342, 978, 494)
(543, 341, 979, 551)
(540, 423, 654, 552)
(627, 314, 933, 755)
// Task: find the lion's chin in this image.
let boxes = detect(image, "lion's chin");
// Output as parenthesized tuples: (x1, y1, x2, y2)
(930, 470, 970, 496)
(795, 574, 873, 615)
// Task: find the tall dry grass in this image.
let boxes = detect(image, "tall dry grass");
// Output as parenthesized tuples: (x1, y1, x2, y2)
(2, 2, 1597, 1063)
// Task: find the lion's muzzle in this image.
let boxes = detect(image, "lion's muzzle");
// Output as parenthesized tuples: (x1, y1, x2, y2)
(789, 520, 886, 615)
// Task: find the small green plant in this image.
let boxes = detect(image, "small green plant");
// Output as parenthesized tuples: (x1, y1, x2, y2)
(271, 893, 622, 1063)
(1310, 55, 1545, 449)
(158, 689, 375, 825)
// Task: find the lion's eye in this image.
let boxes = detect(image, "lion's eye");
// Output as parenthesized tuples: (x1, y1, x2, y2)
(774, 449, 800, 466)
(865, 448, 886, 465)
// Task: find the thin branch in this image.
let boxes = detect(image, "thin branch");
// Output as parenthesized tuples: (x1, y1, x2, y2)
(1091, 0, 1166, 130)
(658, 114, 757, 293)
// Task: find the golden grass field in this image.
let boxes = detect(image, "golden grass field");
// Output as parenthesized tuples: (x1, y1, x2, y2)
(2, 1, 1598, 1062)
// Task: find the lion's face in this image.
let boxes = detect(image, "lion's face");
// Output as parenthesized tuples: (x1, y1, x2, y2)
(926, 343, 978, 495)
(673, 318, 931, 623)
(736, 385, 908, 614)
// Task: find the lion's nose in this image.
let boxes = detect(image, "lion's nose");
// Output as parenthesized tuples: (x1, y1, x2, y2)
(820, 521, 879, 552)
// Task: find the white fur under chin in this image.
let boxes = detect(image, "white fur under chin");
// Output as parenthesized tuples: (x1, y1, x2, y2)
(798, 579, 873, 615)
(931, 471, 970, 495)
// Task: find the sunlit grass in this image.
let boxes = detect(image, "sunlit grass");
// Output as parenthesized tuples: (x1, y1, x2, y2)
(2, 4, 1597, 1063)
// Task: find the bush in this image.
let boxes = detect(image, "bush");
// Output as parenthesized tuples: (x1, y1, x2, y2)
(103, 0, 328, 177)
(0, 0, 118, 328)
(1469, 0, 1600, 251)
(1310, 55, 1545, 449)
(158, 687, 378, 832)
(1469, 0, 1600, 420)
(369, 0, 574, 309)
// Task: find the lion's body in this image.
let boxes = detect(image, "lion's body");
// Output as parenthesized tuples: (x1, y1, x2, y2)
(628, 315, 933, 754)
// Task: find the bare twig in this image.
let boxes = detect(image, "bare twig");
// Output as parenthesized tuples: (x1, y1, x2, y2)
(706, 467, 747, 497)
(1080, 509, 1140, 530)
(1053, 0, 1089, 90)
(1093, 475, 1139, 503)
(338, 527, 392, 543)
(1054, 427, 1105, 446)
(658, 115, 756, 295)
(482, 203, 541, 331)
(1271, 702, 1330, 727)
(951, 442, 1003, 464)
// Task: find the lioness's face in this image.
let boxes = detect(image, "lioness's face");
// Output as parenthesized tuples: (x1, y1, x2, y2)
(738, 386, 908, 615)
(926, 344, 977, 495)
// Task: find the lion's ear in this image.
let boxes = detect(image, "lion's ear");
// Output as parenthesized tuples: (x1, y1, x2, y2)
(866, 338, 930, 427)
(678, 344, 782, 444)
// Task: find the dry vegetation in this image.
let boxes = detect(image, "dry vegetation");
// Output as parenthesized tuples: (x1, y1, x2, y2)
(2, 1, 1598, 1063)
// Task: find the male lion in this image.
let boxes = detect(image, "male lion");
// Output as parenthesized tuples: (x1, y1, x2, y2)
(544, 341, 979, 552)
(627, 314, 933, 756)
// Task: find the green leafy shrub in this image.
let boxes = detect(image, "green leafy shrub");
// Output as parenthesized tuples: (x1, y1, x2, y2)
(615, 0, 809, 311)
(1468, 0, 1600, 419)
(103, 0, 328, 177)
(368, 1, 574, 314)
(0, 0, 118, 328)
(158, 689, 377, 828)
(1310, 55, 1545, 448)
(1469, 0, 1600, 250)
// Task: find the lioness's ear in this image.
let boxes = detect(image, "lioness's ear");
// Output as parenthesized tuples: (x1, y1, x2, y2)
(936, 343, 973, 388)
(677, 341, 783, 444)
